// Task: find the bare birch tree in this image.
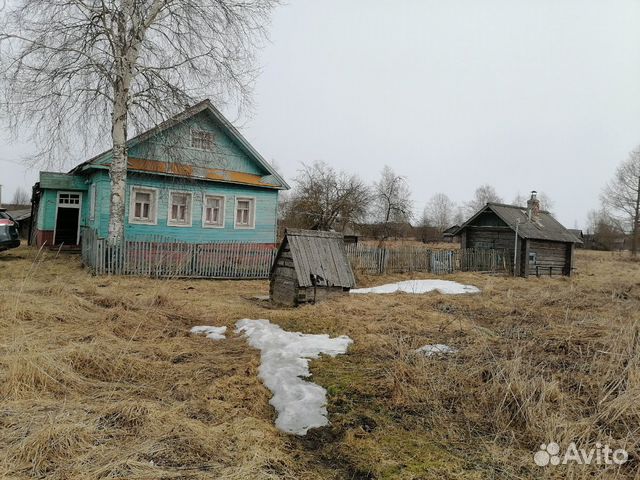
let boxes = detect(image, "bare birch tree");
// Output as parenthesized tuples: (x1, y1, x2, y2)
(0, 0, 278, 244)
(371, 165, 413, 243)
(602, 147, 640, 255)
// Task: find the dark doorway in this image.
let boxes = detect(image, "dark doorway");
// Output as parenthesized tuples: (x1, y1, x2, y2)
(55, 208, 79, 245)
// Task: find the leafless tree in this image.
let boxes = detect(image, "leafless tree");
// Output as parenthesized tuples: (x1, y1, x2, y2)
(602, 147, 640, 255)
(11, 187, 30, 205)
(465, 184, 502, 216)
(371, 165, 413, 243)
(423, 193, 456, 233)
(282, 161, 370, 231)
(0, 0, 278, 244)
(586, 208, 627, 251)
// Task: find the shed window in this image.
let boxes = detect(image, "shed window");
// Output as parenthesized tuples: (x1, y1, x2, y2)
(191, 129, 214, 150)
(168, 191, 192, 226)
(235, 197, 255, 229)
(203, 195, 224, 227)
(129, 187, 158, 225)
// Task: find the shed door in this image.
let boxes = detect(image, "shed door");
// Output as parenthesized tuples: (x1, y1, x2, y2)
(54, 193, 81, 245)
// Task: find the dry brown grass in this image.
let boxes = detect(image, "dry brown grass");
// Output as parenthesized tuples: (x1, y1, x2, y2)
(1, 246, 639, 479)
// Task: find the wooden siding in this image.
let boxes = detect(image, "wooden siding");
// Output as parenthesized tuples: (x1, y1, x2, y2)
(117, 111, 266, 176)
(87, 171, 278, 244)
(527, 239, 571, 276)
(270, 241, 299, 305)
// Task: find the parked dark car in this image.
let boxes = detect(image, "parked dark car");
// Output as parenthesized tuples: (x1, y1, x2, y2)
(0, 209, 21, 251)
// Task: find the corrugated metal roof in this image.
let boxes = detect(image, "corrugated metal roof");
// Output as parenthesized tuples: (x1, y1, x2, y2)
(6, 209, 31, 222)
(278, 229, 356, 288)
(457, 203, 583, 243)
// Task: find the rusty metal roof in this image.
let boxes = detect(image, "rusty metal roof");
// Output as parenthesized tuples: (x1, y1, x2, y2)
(275, 229, 356, 288)
(456, 203, 583, 244)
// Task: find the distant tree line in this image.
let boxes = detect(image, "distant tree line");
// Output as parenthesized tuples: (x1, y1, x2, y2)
(279, 162, 557, 245)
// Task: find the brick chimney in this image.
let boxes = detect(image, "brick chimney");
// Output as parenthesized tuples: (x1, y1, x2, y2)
(527, 191, 540, 221)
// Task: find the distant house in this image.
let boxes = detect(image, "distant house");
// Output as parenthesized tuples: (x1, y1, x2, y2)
(30, 100, 289, 248)
(568, 229, 584, 247)
(442, 225, 460, 243)
(453, 192, 583, 277)
(270, 229, 356, 306)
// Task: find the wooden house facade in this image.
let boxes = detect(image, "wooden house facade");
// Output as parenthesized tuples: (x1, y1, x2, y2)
(454, 194, 583, 277)
(30, 100, 288, 248)
(270, 229, 356, 306)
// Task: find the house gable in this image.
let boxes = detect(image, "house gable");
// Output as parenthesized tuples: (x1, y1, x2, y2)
(74, 100, 288, 190)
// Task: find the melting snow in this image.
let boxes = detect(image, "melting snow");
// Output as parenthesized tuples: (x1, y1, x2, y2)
(350, 279, 480, 295)
(417, 344, 457, 356)
(190, 325, 227, 340)
(235, 319, 352, 435)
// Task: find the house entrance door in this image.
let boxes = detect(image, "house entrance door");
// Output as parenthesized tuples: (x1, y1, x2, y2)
(54, 192, 82, 245)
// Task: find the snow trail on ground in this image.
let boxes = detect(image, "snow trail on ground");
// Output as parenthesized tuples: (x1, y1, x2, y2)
(235, 319, 352, 435)
(350, 279, 480, 295)
(190, 325, 227, 340)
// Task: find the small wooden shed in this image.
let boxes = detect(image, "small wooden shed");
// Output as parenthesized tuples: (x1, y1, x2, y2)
(270, 229, 356, 306)
(453, 193, 583, 277)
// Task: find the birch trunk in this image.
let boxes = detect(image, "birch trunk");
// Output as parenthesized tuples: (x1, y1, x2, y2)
(108, 89, 128, 245)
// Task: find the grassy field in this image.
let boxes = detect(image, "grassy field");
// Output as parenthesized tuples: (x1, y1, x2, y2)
(1, 245, 639, 479)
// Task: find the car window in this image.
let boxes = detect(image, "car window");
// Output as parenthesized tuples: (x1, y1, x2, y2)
(0, 212, 9, 219)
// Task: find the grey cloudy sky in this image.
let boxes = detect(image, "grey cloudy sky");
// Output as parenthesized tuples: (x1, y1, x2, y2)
(2, 0, 640, 228)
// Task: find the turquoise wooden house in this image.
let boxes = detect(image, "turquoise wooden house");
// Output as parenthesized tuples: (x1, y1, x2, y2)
(31, 100, 289, 249)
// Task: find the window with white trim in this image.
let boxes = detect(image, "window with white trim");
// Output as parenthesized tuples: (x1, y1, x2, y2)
(168, 191, 192, 226)
(129, 187, 157, 225)
(235, 197, 255, 228)
(203, 195, 224, 227)
(191, 129, 214, 150)
(58, 193, 81, 205)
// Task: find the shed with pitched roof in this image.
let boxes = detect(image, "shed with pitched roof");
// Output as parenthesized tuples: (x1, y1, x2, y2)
(453, 193, 583, 277)
(270, 229, 356, 305)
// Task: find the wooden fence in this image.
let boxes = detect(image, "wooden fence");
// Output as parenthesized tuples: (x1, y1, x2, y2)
(81, 228, 277, 279)
(346, 243, 509, 275)
(81, 228, 508, 279)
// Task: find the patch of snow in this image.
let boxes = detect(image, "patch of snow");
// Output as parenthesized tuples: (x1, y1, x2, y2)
(416, 344, 457, 356)
(350, 279, 480, 295)
(235, 319, 352, 435)
(190, 325, 227, 340)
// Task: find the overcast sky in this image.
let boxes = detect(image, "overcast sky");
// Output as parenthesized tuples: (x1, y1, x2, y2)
(2, 0, 640, 228)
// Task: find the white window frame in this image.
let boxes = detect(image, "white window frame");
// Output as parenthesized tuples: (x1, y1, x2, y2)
(234, 196, 256, 229)
(89, 184, 97, 222)
(129, 186, 158, 225)
(190, 128, 214, 151)
(167, 190, 193, 227)
(54, 191, 82, 245)
(202, 194, 225, 228)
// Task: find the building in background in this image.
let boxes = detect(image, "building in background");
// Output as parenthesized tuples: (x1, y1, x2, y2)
(453, 192, 583, 277)
(30, 100, 288, 248)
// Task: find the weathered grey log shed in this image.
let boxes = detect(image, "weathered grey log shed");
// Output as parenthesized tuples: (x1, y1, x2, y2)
(454, 193, 583, 277)
(270, 229, 356, 306)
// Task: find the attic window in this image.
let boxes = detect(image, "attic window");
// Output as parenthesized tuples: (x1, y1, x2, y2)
(191, 129, 214, 150)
